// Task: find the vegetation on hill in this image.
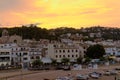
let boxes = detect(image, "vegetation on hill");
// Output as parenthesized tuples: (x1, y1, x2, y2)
(1, 25, 120, 41)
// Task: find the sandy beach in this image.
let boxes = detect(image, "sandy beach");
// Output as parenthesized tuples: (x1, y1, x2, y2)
(7, 69, 116, 80)
(0, 65, 119, 80)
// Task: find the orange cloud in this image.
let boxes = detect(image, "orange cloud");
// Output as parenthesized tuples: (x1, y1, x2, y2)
(0, 0, 120, 28)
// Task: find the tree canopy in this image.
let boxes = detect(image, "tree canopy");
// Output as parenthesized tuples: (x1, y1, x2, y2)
(32, 59, 43, 67)
(86, 44, 105, 59)
(1, 26, 120, 41)
(61, 58, 70, 64)
(77, 57, 83, 64)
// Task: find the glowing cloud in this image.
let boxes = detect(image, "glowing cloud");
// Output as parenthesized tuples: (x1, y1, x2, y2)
(0, 0, 120, 29)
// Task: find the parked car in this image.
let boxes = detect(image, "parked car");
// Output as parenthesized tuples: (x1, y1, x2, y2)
(56, 76, 73, 80)
(104, 70, 118, 76)
(44, 66, 50, 70)
(104, 70, 111, 76)
(104, 70, 110, 76)
(110, 70, 118, 75)
(76, 74, 89, 80)
(115, 68, 120, 71)
(63, 66, 71, 71)
(55, 65, 63, 70)
(89, 72, 102, 79)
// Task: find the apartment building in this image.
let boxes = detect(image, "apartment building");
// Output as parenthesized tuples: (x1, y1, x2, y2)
(0, 45, 11, 66)
(47, 42, 84, 62)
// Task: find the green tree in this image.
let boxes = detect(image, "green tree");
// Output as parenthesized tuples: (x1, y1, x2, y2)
(84, 57, 91, 64)
(32, 59, 43, 67)
(100, 57, 108, 62)
(61, 58, 70, 65)
(77, 57, 83, 64)
(6, 63, 9, 69)
(51, 59, 57, 66)
(86, 44, 105, 59)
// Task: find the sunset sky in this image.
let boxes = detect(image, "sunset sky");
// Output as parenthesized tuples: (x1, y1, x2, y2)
(0, 0, 120, 29)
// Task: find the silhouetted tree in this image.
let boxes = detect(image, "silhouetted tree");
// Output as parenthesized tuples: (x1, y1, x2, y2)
(86, 44, 105, 59)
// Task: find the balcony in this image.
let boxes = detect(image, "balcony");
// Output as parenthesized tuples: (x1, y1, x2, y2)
(0, 60, 10, 62)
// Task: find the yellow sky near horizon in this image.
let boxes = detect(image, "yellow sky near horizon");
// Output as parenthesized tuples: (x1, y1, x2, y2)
(0, 0, 120, 29)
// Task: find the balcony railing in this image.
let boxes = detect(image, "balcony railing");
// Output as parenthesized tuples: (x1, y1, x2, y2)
(0, 60, 10, 62)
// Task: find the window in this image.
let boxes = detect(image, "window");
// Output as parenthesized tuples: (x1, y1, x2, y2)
(63, 50, 65, 53)
(84, 51, 86, 53)
(76, 50, 78, 52)
(79, 51, 81, 53)
(56, 50, 58, 53)
(72, 50, 74, 52)
(59, 50, 61, 53)
(79, 55, 81, 57)
(68, 55, 70, 57)
(23, 57, 27, 60)
(23, 53, 27, 55)
(14, 40, 17, 43)
(54, 45, 56, 48)
(113, 52, 115, 55)
(72, 55, 74, 57)
(84, 47, 86, 49)
(56, 55, 58, 58)
(76, 55, 78, 57)
(68, 50, 70, 53)
(63, 55, 65, 57)
(20, 53, 21, 56)
(6, 52, 9, 55)
(21, 48, 23, 51)
(59, 55, 61, 58)
(36, 56, 40, 59)
(31, 57, 34, 59)
(1, 52, 4, 55)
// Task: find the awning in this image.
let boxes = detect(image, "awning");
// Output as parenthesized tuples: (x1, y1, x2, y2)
(109, 56, 116, 59)
(41, 57, 52, 63)
(70, 59, 76, 62)
(56, 59, 61, 63)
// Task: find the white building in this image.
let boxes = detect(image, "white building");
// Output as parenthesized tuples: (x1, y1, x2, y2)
(0, 44, 11, 66)
(11, 45, 30, 68)
(0, 41, 43, 68)
(47, 42, 84, 62)
(104, 45, 118, 56)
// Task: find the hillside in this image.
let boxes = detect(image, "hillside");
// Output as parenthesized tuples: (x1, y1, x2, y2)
(0, 25, 120, 41)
